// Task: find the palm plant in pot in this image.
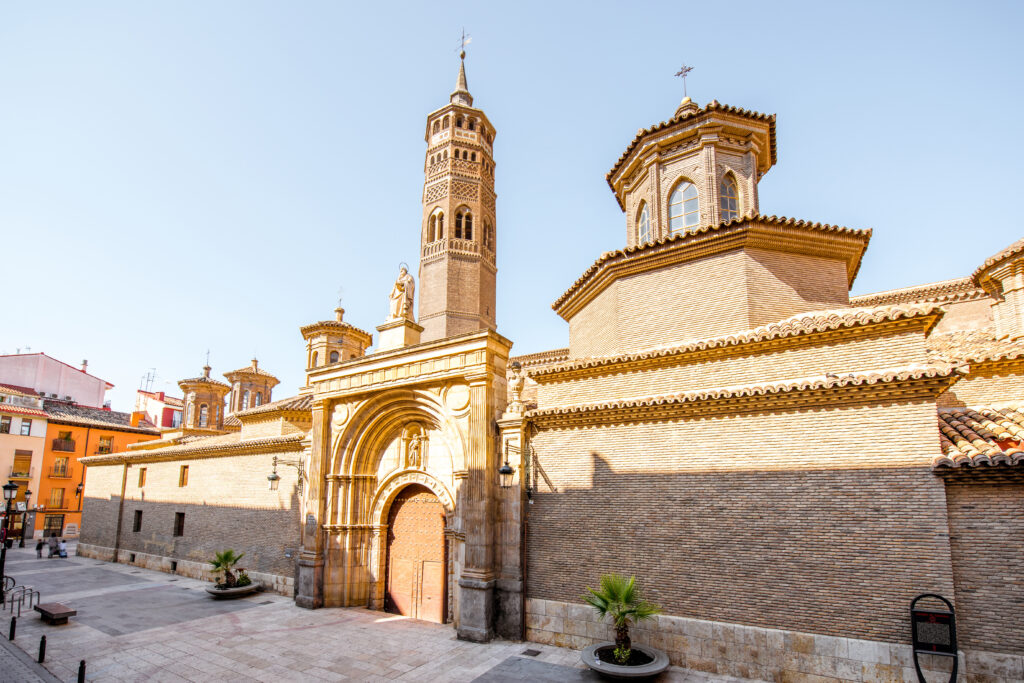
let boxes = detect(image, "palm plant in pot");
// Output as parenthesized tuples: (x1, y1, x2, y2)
(206, 549, 259, 597)
(581, 573, 667, 675)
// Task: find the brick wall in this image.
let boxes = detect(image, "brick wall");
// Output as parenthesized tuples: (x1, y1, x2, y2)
(745, 248, 849, 327)
(80, 452, 300, 581)
(942, 469, 1024, 656)
(930, 299, 992, 336)
(937, 359, 1024, 407)
(525, 400, 955, 644)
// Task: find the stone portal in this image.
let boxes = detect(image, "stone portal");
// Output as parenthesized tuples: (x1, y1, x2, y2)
(385, 484, 446, 623)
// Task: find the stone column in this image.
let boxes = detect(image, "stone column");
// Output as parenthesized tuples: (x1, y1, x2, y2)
(456, 372, 496, 642)
(495, 413, 525, 640)
(295, 400, 328, 609)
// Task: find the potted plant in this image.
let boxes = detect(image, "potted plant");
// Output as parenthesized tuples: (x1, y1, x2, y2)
(205, 549, 260, 598)
(580, 573, 669, 678)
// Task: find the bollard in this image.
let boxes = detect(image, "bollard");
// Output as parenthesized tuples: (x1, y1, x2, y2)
(38, 634, 45, 663)
(8, 616, 14, 641)
(77, 659, 86, 683)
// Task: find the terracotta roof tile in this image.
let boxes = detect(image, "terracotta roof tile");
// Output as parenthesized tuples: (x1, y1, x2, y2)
(850, 278, 986, 307)
(926, 330, 1024, 365)
(934, 407, 1024, 469)
(0, 404, 48, 419)
(223, 360, 280, 384)
(81, 432, 304, 464)
(529, 365, 959, 422)
(43, 401, 159, 434)
(533, 303, 944, 380)
(510, 348, 571, 369)
(553, 215, 872, 314)
(234, 394, 312, 419)
(0, 383, 40, 398)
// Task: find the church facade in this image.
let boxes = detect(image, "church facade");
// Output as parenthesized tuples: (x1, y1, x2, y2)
(79, 56, 1023, 681)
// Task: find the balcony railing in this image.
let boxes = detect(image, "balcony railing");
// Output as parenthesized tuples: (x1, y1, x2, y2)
(51, 438, 76, 452)
(9, 466, 33, 479)
(95, 445, 114, 454)
(49, 466, 72, 479)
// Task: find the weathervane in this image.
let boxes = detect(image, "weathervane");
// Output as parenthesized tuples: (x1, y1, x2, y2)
(336, 286, 345, 308)
(675, 64, 694, 98)
(457, 27, 472, 58)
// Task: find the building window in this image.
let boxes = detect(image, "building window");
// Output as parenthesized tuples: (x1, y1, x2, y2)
(20, 419, 31, 436)
(254, 392, 262, 407)
(637, 202, 650, 244)
(97, 436, 114, 454)
(179, 465, 189, 487)
(173, 512, 185, 537)
(53, 457, 69, 478)
(199, 404, 208, 428)
(720, 174, 739, 222)
(437, 211, 445, 239)
(432, 120, 440, 134)
(329, 351, 340, 363)
(428, 214, 437, 242)
(133, 510, 142, 532)
(0, 416, 10, 434)
(171, 411, 182, 428)
(44, 514, 65, 536)
(48, 488, 64, 509)
(668, 180, 700, 234)
(138, 468, 147, 487)
(468, 120, 475, 131)
(242, 390, 250, 411)
(12, 451, 31, 478)
(455, 208, 473, 240)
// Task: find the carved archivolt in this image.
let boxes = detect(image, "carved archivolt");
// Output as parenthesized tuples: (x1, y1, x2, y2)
(369, 469, 455, 526)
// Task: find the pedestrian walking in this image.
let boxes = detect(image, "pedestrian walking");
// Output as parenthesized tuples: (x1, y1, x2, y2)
(47, 533, 58, 558)
(35, 538, 44, 558)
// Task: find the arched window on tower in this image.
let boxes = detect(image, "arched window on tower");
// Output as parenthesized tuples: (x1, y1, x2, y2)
(456, 116, 463, 128)
(637, 202, 650, 244)
(470, 152, 476, 162)
(468, 119, 475, 131)
(429, 214, 437, 242)
(329, 351, 340, 363)
(668, 180, 700, 234)
(311, 351, 318, 367)
(255, 392, 262, 407)
(242, 390, 250, 411)
(442, 116, 449, 128)
(454, 207, 472, 240)
(720, 174, 739, 222)
(199, 404, 209, 428)
(484, 220, 494, 250)
(437, 211, 445, 239)
(443, 150, 448, 160)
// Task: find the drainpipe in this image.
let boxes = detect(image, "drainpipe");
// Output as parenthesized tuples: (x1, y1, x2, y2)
(111, 461, 128, 563)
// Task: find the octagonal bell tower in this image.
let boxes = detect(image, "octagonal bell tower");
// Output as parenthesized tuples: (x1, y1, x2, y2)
(417, 51, 498, 342)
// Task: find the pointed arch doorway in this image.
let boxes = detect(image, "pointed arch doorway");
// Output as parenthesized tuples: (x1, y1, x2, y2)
(384, 484, 446, 623)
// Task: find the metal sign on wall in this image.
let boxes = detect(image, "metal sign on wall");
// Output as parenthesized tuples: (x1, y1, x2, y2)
(910, 594, 958, 683)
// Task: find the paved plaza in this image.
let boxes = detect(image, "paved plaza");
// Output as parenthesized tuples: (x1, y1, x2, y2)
(0, 543, 751, 682)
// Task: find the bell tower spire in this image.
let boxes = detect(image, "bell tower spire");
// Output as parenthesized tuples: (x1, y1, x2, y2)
(417, 45, 497, 342)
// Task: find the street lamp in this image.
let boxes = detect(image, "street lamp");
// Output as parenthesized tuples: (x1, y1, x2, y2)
(267, 456, 304, 493)
(498, 460, 515, 488)
(18, 489, 31, 547)
(1, 480, 19, 595)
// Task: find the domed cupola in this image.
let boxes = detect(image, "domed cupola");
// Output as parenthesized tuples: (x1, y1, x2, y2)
(224, 359, 280, 413)
(178, 365, 231, 431)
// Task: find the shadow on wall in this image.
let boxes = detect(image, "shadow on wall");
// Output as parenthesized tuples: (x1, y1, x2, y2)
(79, 486, 302, 578)
(525, 451, 970, 648)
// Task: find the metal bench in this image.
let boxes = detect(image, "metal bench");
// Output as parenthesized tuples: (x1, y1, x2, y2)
(34, 602, 77, 625)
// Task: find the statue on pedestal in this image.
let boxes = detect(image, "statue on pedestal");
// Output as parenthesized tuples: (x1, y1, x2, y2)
(388, 266, 416, 322)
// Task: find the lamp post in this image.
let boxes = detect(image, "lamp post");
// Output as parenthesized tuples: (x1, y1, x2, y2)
(18, 489, 31, 547)
(267, 456, 305, 493)
(1, 480, 20, 595)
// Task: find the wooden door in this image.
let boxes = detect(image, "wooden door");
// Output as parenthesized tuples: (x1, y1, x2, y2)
(385, 485, 446, 622)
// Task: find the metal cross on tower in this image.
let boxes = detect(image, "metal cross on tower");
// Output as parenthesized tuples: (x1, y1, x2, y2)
(675, 64, 694, 98)
(457, 27, 472, 57)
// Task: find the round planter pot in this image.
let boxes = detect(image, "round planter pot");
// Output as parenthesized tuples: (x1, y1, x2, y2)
(580, 642, 670, 679)
(205, 583, 261, 599)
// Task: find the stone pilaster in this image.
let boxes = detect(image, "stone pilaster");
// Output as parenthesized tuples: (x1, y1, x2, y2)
(295, 400, 328, 609)
(495, 413, 526, 640)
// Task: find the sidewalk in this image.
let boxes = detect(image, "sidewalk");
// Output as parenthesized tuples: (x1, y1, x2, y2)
(3, 542, 753, 682)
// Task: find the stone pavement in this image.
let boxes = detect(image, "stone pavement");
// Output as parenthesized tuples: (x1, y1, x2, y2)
(2, 542, 753, 682)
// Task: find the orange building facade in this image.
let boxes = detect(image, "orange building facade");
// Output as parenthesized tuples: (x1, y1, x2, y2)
(34, 404, 159, 539)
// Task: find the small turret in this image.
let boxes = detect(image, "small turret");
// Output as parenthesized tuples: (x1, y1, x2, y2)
(300, 307, 373, 376)
(224, 358, 280, 413)
(178, 365, 230, 431)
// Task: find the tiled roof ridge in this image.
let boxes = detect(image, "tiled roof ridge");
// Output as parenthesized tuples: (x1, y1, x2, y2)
(510, 348, 571, 367)
(223, 366, 279, 380)
(81, 432, 304, 464)
(532, 303, 944, 379)
(972, 237, 1024, 284)
(934, 405, 1024, 469)
(0, 383, 40, 398)
(0, 404, 49, 418)
(234, 393, 313, 419)
(606, 101, 776, 186)
(299, 319, 373, 340)
(179, 375, 230, 388)
(850, 277, 986, 307)
(529, 365, 960, 420)
(552, 214, 871, 312)
(43, 400, 160, 434)
(926, 329, 1024, 365)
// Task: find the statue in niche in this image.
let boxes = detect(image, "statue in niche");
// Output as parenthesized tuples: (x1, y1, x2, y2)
(507, 361, 526, 414)
(407, 435, 422, 469)
(388, 265, 416, 322)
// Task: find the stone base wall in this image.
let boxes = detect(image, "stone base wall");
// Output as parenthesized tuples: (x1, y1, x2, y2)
(77, 542, 294, 597)
(526, 599, 1023, 682)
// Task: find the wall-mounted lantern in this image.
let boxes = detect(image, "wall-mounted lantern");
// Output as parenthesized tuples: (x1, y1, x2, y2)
(268, 455, 305, 493)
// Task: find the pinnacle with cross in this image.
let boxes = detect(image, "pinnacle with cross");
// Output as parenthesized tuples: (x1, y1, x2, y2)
(675, 64, 694, 98)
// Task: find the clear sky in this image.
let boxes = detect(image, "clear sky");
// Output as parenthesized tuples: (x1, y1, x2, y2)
(2, 1, 1022, 412)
